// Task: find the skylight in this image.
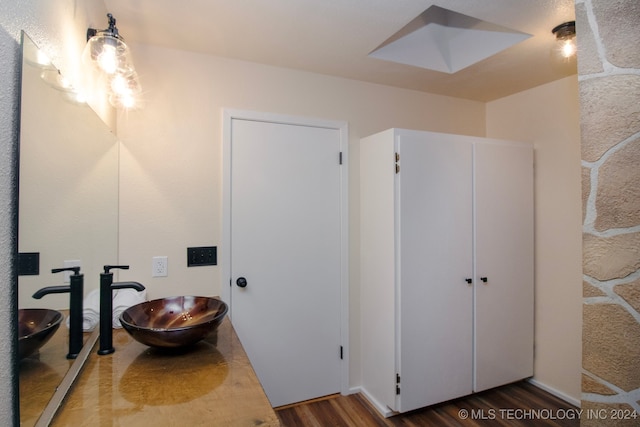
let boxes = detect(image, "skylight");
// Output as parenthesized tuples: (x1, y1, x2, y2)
(369, 5, 531, 74)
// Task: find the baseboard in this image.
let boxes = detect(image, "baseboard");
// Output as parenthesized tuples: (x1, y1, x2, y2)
(355, 386, 396, 418)
(527, 378, 581, 408)
(347, 386, 361, 395)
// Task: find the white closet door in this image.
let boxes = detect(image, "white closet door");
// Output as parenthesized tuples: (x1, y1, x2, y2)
(397, 132, 474, 412)
(474, 141, 534, 392)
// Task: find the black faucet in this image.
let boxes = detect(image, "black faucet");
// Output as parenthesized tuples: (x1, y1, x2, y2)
(32, 266, 84, 359)
(98, 265, 145, 355)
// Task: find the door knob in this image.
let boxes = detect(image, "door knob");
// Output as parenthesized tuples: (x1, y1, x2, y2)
(465, 278, 472, 284)
(236, 277, 248, 288)
(480, 277, 488, 283)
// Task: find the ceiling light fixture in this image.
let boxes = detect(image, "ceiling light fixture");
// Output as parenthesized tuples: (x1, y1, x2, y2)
(82, 13, 142, 109)
(552, 21, 576, 59)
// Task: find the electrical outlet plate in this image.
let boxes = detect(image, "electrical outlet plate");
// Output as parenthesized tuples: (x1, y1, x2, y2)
(152, 256, 168, 277)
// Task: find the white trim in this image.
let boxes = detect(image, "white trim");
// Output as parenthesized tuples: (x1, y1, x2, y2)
(360, 380, 580, 417)
(221, 108, 350, 398)
(527, 378, 581, 408)
(347, 386, 361, 395)
(221, 110, 233, 308)
(358, 386, 397, 418)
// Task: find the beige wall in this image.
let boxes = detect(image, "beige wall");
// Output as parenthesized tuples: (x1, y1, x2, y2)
(18, 46, 119, 310)
(577, 0, 640, 422)
(115, 42, 486, 388)
(486, 76, 583, 403)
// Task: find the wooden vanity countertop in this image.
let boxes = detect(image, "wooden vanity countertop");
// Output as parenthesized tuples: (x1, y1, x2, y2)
(51, 318, 280, 426)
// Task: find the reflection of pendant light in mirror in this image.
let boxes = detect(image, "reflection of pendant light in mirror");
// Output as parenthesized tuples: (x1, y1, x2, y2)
(40, 68, 87, 105)
(23, 39, 53, 69)
(552, 21, 576, 60)
(83, 13, 143, 110)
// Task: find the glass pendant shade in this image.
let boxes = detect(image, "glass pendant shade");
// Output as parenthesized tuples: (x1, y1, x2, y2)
(108, 71, 142, 109)
(83, 13, 143, 109)
(83, 33, 134, 76)
(109, 92, 137, 109)
(557, 37, 577, 58)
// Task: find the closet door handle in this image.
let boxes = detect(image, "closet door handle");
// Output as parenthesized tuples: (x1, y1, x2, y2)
(236, 277, 248, 288)
(480, 277, 488, 283)
(465, 278, 473, 284)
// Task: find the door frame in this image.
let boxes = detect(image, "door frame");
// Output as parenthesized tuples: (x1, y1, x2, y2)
(221, 108, 350, 398)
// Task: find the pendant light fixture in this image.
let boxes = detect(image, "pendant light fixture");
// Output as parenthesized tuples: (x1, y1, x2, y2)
(552, 21, 577, 59)
(83, 13, 142, 109)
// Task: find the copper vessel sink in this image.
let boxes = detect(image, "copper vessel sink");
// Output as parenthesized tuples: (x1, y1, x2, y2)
(18, 308, 64, 359)
(120, 296, 228, 349)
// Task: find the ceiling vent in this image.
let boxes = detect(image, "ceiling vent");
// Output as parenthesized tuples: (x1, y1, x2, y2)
(369, 5, 531, 74)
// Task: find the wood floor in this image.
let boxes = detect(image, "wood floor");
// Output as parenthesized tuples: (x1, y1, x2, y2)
(276, 381, 579, 426)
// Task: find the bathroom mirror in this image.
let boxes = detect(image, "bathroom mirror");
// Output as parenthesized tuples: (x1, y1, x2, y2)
(17, 32, 119, 426)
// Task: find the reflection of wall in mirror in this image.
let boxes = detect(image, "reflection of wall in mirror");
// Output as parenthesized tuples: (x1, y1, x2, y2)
(2, 2, 115, 423)
(18, 36, 119, 311)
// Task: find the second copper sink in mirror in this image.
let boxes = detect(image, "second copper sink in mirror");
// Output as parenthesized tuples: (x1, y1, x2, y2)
(120, 296, 228, 349)
(18, 308, 64, 359)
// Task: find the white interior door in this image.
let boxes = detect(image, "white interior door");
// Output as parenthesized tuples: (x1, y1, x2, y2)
(397, 132, 474, 412)
(474, 141, 534, 392)
(228, 117, 343, 407)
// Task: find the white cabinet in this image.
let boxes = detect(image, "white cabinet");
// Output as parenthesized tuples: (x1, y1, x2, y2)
(360, 128, 533, 415)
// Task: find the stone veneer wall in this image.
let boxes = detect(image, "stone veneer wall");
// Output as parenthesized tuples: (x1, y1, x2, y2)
(577, 0, 640, 425)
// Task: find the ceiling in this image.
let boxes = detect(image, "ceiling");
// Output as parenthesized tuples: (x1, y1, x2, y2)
(102, 0, 577, 102)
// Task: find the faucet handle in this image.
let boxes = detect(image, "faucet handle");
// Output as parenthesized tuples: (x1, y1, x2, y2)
(103, 265, 130, 274)
(52, 266, 81, 275)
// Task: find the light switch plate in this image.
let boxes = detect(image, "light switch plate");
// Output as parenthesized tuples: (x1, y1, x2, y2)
(187, 246, 217, 267)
